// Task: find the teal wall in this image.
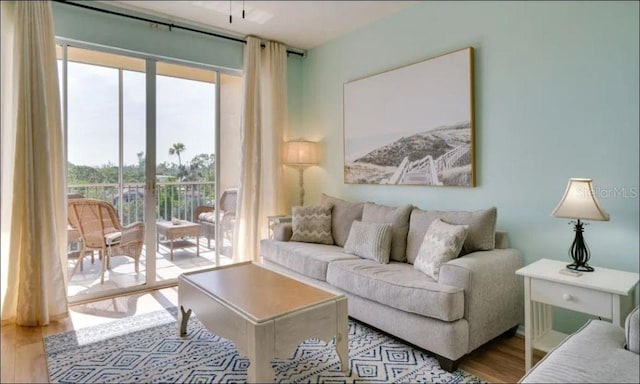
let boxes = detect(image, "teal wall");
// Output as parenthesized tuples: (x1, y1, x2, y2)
(52, 2, 242, 70)
(295, 1, 639, 333)
(51, 0, 638, 333)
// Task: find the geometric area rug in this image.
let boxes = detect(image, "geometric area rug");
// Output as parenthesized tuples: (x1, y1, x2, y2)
(44, 307, 484, 383)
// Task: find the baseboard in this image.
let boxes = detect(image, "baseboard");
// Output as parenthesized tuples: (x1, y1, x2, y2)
(516, 324, 525, 336)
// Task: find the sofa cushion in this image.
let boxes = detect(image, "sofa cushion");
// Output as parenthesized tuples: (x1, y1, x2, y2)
(344, 221, 392, 264)
(260, 239, 359, 281)
(414, 219, 469, 281)
(406, 207, 497, 264)
(320, 194, 364, 247)
(326, 259, 464, 321)
(520, 319, 640, 383)
(290, 205, 334, 245)
(362, 202, 412, 262)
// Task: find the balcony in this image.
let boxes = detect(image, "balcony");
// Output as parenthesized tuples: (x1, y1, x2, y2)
(67, 181, 234, 299)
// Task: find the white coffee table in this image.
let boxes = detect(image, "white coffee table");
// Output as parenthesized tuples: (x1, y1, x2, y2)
(178, 262, 349, 383)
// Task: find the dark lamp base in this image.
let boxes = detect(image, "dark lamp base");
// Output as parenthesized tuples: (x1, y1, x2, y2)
(567, 219, 595, 273)
(566, 263, 594, 272)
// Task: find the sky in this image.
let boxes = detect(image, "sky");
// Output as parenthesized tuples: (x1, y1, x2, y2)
(61, 61, 216, 167)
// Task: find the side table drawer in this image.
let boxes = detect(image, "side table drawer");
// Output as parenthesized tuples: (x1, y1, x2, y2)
(530, 279, 613, 319)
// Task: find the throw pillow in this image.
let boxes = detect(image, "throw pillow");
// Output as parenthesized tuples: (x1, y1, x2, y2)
(343, 221, 392, 264)
(290, 205, 334, 245)
(406, 207, 497, 264)
(414, 219, 469, 281)
(320, 193, 364, 247)
(362, 202, 413, 262)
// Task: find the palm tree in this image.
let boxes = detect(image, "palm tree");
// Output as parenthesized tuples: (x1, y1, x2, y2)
(168, 143, 186, 167)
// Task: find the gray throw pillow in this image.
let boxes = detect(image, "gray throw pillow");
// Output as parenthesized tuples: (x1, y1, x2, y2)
(362, 202, 413, 262)
(320, 193, 364, 247)
(343, 221, 392, 264)
(406, 207, 497, 264)
(413, 219, 468, 281)
(290, 205, 334, 245)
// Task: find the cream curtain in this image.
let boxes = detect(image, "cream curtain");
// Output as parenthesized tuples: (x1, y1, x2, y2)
(1, 0, 69, 326)
(233, 36, 287, 262)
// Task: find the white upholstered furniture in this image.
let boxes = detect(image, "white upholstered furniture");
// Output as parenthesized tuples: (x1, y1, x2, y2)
(520, 306, 639, 383)
(516, 258, 639, 371)
(260, 197, 523, 372)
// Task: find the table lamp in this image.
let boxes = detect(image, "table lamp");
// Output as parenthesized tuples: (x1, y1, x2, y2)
(551, 178, 609, 272)
(284, 140, 318, 206)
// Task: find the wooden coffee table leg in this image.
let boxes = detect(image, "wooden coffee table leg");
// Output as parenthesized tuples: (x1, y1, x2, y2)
(179, 305, 192, 337)
(247, 321, 275, 383)
(170, 237, 174, 260)
(336, 298, 349, 372)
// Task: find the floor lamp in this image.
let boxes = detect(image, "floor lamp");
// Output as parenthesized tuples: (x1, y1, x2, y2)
(284, 140, 318, 206)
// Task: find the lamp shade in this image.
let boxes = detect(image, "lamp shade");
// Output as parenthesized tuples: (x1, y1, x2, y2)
(552, 178, 609, 221)
(284, 140, 318, 166)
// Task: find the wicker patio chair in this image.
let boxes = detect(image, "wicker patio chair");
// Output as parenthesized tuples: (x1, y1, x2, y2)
(194, 188, 238, 250)
(67, 198, 145, 284)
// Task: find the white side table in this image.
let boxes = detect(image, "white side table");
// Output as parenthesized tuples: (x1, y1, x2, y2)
(267, 215, 292, 239)
(516, 258, 639, 371)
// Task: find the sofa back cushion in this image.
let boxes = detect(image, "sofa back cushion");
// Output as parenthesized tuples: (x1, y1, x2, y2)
(290, 205, 334, 245)
(320, 193, 364, 247)
(362, 202, 412, 262)
(406, 207, 497, 264)
(343, 221, 392, 264)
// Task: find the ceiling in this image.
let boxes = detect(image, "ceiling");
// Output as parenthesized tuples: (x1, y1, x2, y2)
(105, 1, 416, 51)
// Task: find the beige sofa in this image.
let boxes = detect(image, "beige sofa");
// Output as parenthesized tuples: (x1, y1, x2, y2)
(259, 194, 524, 372)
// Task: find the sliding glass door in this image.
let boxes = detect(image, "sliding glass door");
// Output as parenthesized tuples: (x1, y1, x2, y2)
(155, 61, 218, 282)
(58, 41, 242, 301)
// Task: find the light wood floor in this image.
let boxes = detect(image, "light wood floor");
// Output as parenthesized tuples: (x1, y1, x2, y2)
(1, 287, 542, 383)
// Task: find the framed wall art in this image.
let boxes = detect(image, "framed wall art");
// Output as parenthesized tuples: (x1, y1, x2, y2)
(343, 47, 475, 187)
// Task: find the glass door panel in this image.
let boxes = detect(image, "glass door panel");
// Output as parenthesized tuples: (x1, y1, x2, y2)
(155, 61, 217, 281)
(62, 45, 146, 299)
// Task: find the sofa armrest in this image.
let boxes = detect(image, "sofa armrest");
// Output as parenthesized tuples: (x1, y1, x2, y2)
(626, 306, 639, 354)
(274, 223, 293, 242)
(439, 248, 524, 352)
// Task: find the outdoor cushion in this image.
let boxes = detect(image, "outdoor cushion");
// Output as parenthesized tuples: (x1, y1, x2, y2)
(198, 211, 216, 223)
(326, 259, 464, 321)
(260, 239, 359, 281)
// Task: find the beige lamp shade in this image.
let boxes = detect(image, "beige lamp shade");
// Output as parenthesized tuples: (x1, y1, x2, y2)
(284, 140, 318, 166)
(552, 178, 610, 221)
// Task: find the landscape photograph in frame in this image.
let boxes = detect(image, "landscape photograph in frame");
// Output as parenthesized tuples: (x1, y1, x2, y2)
(343, 47, 475, 187)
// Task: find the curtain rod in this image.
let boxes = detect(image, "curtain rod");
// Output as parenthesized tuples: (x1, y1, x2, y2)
(53, 0, 305, 57)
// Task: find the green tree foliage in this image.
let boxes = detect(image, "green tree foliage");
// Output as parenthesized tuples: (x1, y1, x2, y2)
(67, 151, 216, 224)
(168, 142, 186, 167)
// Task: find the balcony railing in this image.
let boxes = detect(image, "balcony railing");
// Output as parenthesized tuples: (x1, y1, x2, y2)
(68, 181, 216, 225)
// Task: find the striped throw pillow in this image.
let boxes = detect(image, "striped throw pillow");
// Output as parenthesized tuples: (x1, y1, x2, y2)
(343, 221, 393, 264)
